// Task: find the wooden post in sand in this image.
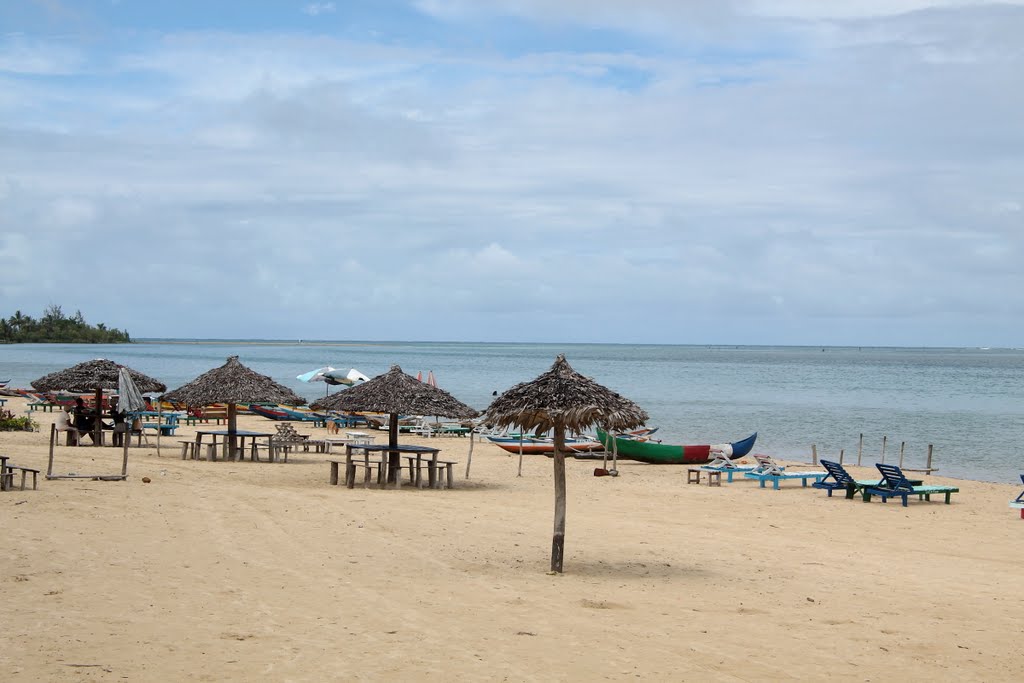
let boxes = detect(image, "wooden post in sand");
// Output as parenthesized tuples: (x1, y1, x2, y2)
(880, 436, 887, 464)
(839, 448, 844, 465)
(926, 444, 934, 473)
(898, 441, 906, 468)
(857, 433, 864, 466)
(811, 444, 818, 466)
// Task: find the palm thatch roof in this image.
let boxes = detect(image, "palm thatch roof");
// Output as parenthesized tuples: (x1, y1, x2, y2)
(32, 359, 166, 394)
(310, 364, 478, 418)
(162, 356, 306, 406)
(484, 354, 648, 432)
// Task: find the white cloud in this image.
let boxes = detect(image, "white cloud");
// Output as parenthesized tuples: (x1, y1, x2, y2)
(302, 3, 336, 17)
(0, 2, 1021, 344)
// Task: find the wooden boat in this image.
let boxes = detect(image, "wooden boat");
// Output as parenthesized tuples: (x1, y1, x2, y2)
(249, 404, 291, 420)
(487, 428, 658, 456)
(596, 430, 757, 465)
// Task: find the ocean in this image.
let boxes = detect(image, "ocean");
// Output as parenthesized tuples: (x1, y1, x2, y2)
(2, 341, 1021, 483)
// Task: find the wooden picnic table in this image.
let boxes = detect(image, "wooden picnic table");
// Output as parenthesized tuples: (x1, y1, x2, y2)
(339, 443, 442, 489)
(194, 429, 273, 461)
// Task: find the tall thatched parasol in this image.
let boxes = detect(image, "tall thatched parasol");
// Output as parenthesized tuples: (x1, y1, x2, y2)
(32, 359, 167, 448)
(162, 356, 306, 459)
(483, 354, 648, 573)
(310, 364, 478, 483)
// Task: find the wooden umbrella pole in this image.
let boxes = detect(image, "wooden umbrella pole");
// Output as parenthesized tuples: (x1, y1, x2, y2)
(156, 399, 162, 457)
(228, 403, 238, 461)
(517, 430, 524, 477)
(388, 413, 400, 485)
(611, 433, 619, 474)
(121, 420, 130, 476)
(464, 428, 474, 479)
(551, 423, 567, 574)
(93, 387, 103, 447)
(47, 423, 56, 478)
(601, 427, 609, 471)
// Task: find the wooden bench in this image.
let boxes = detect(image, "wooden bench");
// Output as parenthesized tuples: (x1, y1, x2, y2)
(3, 464, 39, 491)
(182, 415, 227, 426)
(403, 456, 457, 489)
(347, 457, 386, 488)
(687, 468, 721, 486)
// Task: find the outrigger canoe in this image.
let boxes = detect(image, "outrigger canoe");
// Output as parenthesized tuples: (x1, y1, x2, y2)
(488, 428, 658, 456)
(596, 430, 757, 465)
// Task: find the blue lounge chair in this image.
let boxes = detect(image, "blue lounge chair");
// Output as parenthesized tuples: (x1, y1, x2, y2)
(812, 459, 864, 498)
(1010, 474, 1024, 519)
(814, 459, 924, 500)
(862, 463, 959, 507)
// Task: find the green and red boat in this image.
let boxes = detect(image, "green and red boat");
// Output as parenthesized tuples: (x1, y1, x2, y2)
(596, 430, 757, 465)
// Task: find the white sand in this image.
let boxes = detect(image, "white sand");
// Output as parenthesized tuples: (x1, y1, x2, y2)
(2, 394, 1022, 681)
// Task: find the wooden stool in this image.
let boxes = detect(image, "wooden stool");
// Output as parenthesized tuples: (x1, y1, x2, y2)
(705, 470, 722, 487)
(179, 441, 197, 460)
(687, 468, 702, 484)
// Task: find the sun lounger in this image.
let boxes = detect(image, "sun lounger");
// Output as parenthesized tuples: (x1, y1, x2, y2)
(812, 459, 864, 498)
(862, 463, 959, 507)
(814, 459, 923, 499)
(1010, 474, 1024, 519)
(699, 463, 756, 482)
(744, 469, 827, 489)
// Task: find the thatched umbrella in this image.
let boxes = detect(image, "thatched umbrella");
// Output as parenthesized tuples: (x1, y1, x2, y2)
(310, 364, 478, 483)
(32, 359, 167, 448)
(484, 354, 648, 573)
(162, 356, 306, 459)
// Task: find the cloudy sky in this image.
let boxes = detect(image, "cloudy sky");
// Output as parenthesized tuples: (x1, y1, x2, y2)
(1, 1, 1021, 346)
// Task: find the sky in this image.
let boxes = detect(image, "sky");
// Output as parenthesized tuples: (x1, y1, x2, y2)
(1, 0, 1022, 347)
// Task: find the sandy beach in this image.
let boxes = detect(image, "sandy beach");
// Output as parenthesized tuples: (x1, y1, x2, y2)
(1, 394, 1022, 682)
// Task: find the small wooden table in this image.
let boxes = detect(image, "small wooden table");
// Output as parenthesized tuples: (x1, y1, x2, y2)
(194, 429, 273, 461)
(340, 443, 441, 489)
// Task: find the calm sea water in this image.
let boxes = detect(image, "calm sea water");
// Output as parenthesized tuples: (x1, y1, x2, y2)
(2, 341, 1022, 483)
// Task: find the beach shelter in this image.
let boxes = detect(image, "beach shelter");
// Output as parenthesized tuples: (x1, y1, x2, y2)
(310, 364, 478, 484)
(163, 356, 306, 460)
(32, 358, 167, 449)
(483, 354, 648, 573)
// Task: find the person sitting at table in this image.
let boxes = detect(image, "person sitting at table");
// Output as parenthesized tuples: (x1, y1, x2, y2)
(55, 405, 83, 446)
(109, 397, 127, 447)
(73, 397, 98, 443)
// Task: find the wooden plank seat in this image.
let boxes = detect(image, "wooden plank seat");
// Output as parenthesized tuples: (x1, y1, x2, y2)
(182, 415, 227, 426)
(345, 457, 385, 488)
(3, 464, 40, 491)
(403, 456, 457, 489)
(179, 440, 197, 459)
(687, 468, 723, 486)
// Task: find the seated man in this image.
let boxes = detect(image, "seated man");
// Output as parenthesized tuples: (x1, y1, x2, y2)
(55, 406, 83, 445)
(73, 397, 98, 443)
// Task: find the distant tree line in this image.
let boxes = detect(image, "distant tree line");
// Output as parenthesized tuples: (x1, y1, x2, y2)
(1, 306, 131, 343)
